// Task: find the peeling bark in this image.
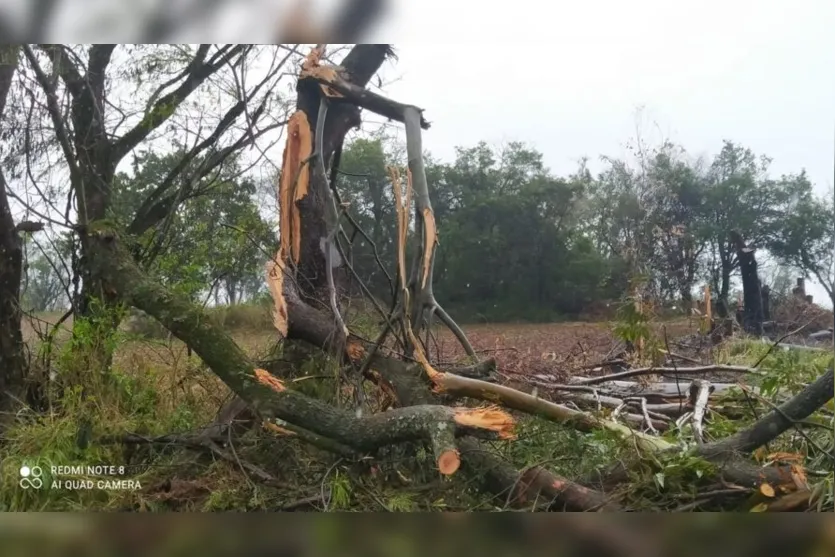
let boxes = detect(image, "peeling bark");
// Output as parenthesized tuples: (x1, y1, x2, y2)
(277, 110, 313, 265)
(291, 44, 395, 302)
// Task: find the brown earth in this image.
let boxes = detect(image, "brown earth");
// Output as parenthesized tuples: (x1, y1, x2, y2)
(21, 311, 700, 384)
(430, 319, 699, 381)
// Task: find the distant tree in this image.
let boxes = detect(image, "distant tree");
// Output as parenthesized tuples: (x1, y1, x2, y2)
(699, 141, 790, 315)
(767, 189, 834, 307)
(111, 151, 277, 304)
(335, 136, 401, 298)
(20, 237, 71, 312)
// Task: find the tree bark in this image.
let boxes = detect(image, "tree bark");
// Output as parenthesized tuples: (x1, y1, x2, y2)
(0, 45, 26, 415)
(293, 45, 395, 302)
(761, 284, 771, 322)
(697, 366, 834, 459)
(731, 231, 763, 335)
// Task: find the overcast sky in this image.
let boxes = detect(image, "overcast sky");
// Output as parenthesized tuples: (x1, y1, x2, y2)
(361, 0, 835, 305)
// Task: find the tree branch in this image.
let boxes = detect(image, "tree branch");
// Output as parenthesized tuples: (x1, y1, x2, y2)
(111, 45, 248, 165)
(20, 45, 81, 187)
(698, 367, 834, 458)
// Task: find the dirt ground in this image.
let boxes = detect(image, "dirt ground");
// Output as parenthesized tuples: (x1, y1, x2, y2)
(431, 319, 698, 381)
(21, 311, 700, 382)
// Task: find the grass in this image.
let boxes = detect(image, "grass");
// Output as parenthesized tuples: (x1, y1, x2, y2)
(3, 303, 832, 511)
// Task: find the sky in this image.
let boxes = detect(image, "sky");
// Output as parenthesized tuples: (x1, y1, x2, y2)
(361, 0, 835, 305)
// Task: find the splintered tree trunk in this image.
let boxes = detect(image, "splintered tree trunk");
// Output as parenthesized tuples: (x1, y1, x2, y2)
(0, 45, 26, 414)
(292, 45, 395, 303)
(731, 231, 763, 335)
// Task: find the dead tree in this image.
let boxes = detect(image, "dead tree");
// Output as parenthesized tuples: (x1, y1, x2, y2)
(730, 230, 764, 335)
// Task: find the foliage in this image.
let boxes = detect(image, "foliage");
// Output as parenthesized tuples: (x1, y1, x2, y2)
(111, 150, 276, 304)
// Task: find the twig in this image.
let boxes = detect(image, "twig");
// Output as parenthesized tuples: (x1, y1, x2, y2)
(639, 397, 657, 434)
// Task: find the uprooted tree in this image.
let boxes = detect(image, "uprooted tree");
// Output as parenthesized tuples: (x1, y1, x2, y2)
(3, 43, 833, 511)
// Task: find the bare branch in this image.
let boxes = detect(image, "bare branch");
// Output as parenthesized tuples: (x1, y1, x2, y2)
(111, 44, 248, 165)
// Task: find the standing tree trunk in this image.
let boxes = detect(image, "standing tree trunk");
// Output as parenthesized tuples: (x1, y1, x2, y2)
(731, 231, 763, 335)
(0, 45, 27, 414)
(761, 284, 771, 322)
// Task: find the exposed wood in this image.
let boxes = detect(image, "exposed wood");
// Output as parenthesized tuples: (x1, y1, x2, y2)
(300, 61, 431, 130)
(86, 225, 512, 473)
(265, 258, 289, 337)
(277, 111, 313, 264)
(282, 277, 618, 510)
(292, 44, 395, 302)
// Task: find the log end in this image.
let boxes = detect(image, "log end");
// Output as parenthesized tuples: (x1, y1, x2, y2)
(255, 368, 287, 393)
(437, 449, 461, 476)
(453, 406, 516, 440)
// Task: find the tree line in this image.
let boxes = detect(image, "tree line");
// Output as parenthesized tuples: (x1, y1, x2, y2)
(17, 133, 834, 322)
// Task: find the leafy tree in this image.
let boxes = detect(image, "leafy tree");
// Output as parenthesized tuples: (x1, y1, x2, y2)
(767, 189, 834, 306)
(111, 151, 276, 304)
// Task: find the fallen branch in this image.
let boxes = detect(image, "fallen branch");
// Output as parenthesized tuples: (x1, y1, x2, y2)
(427, 371, 673, 452)
(588, 370, 834, 492)
(689, 379, 713, 444)
(698, 367, 834, 459)
(87, 225, 513, 477)
(573, 365, 762, 386)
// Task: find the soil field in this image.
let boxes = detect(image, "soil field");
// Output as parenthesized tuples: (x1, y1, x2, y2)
(22, 311, 701, 382)
(432, 319, 699, 381)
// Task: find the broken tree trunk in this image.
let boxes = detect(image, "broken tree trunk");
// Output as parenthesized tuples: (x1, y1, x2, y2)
(731, 231, 764, 336)
(290, 44, 396, 304)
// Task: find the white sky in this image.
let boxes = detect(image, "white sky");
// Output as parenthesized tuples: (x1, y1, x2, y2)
(361, 0, 835, 305)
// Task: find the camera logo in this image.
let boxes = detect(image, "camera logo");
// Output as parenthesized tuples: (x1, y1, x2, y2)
(19, 465, 44, 489)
